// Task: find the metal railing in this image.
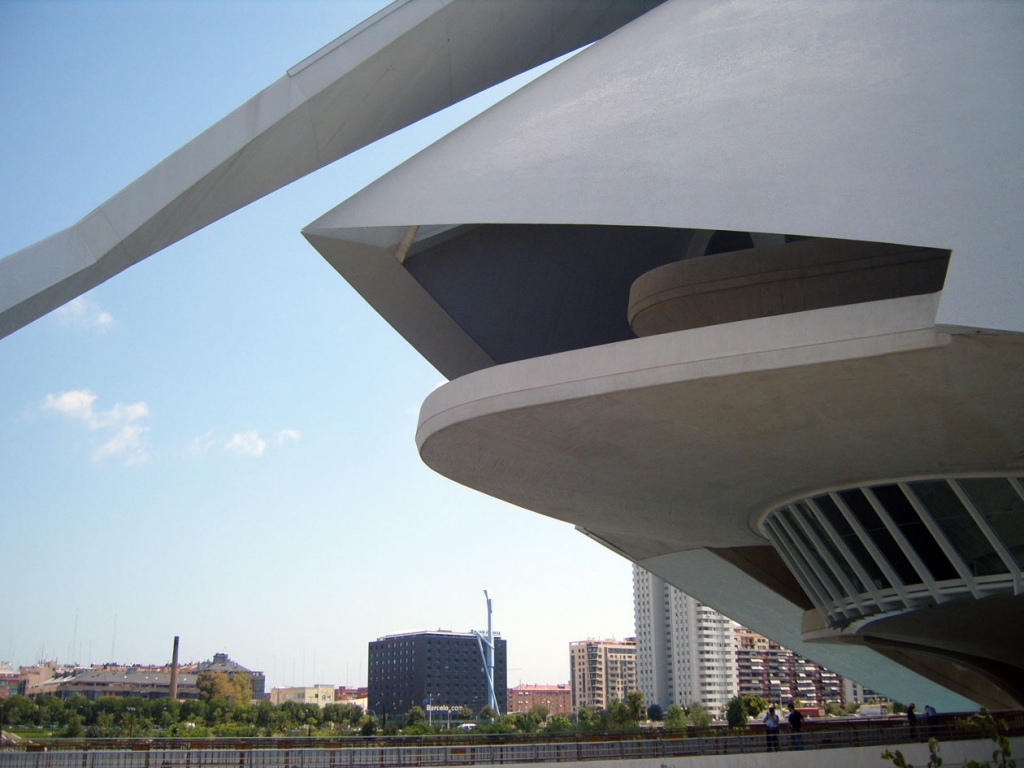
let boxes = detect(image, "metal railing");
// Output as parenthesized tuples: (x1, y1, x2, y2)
(4, 717, 1023, 768)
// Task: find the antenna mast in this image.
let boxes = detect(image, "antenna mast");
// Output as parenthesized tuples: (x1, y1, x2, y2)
(473, 590, 499, 716)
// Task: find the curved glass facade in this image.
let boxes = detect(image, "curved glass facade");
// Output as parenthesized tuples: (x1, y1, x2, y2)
(759, 476, 1024, 628)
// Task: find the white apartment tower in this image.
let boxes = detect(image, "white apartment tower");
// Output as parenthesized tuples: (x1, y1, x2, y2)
(633, 565, 737, 715)
(569, 638, 636, 712)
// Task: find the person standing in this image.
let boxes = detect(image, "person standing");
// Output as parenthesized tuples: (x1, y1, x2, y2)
(787, 702, 804, 751)
(924, 704, 938, 737)
(764, 706, 780, 751)
(907, 703, 917, 739)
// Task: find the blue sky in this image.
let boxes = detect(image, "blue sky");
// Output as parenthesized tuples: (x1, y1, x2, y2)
(0, 1, 633, 689)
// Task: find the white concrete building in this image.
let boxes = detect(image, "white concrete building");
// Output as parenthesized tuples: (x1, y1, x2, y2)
(633, 566, 736, 715)
(269, 684, 336, 708)
(569, 639, 636, 713)
(4, 0, 1022, 711)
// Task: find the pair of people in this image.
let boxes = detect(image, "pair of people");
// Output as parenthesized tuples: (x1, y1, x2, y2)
(764, 703, 802, 752)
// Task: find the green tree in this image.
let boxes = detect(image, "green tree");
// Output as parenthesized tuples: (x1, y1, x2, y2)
(687, 703, 711, 728)
(576, 706, 593, 731)
(359, 715, 378, 736)
(739, 696, 767, 718)
(511, 712, 539, 733)
(34, 695, 65, 727)
(647, 704, 664, 722)
(664, 704, 686, 729)
(477, 705, 497, 722)
(2, 695, 36, 726)
(326, 703, 363, 727)
(725, 697, 748, 728)
(456, 705, 473, 721)
(89, 711, 117, 738)
(609, 699, 636, 729)
(547, 715, 573, 733)
(145, 697, 181, 729)
(626, 691, 645, 722)
(230, 672, 253, 704)
(196, 671, 235, 703)
(528, 704, 550, 723)
(405, 705, 425, 727)
(60, 714, 85, 738)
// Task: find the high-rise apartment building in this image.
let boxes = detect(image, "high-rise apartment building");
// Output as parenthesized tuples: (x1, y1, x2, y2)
(569, 638, 636, 712)
(734, 626, 843, 707)
(633, 565, 737, 715)
(368, 631, 507, 720)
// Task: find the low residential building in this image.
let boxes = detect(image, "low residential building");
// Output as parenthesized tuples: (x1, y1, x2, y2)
(23, 653, 263, 701)
(335, 686, 368, 701)
(270, 684, 336, 707)
(506, 683, 572, 715)
(0, 662, 21, 698)
(570, 638, 636, 712)
(30, 666, 199, 700)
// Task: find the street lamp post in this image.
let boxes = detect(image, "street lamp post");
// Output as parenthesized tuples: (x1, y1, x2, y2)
(125, 707, 136, 739)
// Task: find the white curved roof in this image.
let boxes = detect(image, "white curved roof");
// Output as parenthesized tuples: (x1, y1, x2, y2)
(307, 0, 1024, 342)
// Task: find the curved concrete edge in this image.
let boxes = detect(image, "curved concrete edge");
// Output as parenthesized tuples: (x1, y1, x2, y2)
(305, 231, 495, 379)
(635, 547, 977, 712)
(416, 294, 946, 451)
(0, 0, 666, 339)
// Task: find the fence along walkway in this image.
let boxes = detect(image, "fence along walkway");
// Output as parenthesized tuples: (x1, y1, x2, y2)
(4, 721, 1024, 768)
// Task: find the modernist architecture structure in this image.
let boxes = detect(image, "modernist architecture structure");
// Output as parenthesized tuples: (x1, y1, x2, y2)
(634, 566, 737, 714)
(368, 631, 507, 719)
(506, 684, 573, 716)
(569, 639, 636, 712)
(3, 2, 1022, 710)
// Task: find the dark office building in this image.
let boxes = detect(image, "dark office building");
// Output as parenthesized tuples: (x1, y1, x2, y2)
(368, 631, 507, 720)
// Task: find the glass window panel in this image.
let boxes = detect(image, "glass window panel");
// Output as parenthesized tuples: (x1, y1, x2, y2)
(838, 489, 920, 585)
(958, 478, 1024, 569)
(794, 502, 864, 593)
(814, 493, 891, 590)
(871, 484, 959, 581)
(768, 519, 832, 604)
(908, 480, 1007, 577)
(780, 507, 848, 597)
(782, 507, 847, 598)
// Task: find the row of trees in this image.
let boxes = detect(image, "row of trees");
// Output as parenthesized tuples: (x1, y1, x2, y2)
(1, 686, 861, 740)
(0, 693, 367, 738)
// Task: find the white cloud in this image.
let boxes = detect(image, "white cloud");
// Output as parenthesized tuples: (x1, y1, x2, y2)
(94, 424, 149, 465)
(225, 430, 266, 457)
(189, 431, 216, 459)
(54, 297, 113, 331)
(43, 389, 150, 464)
(275, 429, 300, 445)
